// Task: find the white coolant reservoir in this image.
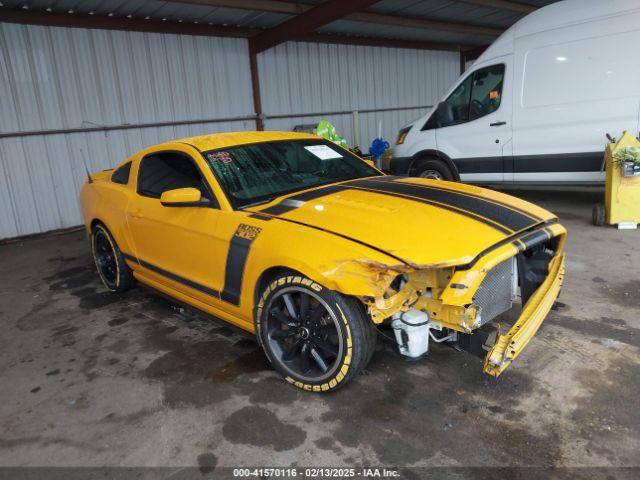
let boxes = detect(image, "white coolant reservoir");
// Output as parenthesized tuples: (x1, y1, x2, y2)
(391, 309, 431, 360)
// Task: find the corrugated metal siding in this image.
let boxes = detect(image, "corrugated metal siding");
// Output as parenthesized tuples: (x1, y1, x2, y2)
(0, 23, 460, 239)
(258, 41, 459, 147)
(0, 22, 255, 239)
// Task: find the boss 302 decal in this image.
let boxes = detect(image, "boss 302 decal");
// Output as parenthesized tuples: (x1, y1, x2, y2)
(221, 223, 262, 305)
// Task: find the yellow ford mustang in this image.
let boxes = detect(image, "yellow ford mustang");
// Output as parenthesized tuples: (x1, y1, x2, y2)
(80, 131, 566, 391)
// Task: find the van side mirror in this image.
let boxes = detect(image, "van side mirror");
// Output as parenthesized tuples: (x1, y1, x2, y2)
(160, 187, 210, 207)
(434, 101, 454, 127)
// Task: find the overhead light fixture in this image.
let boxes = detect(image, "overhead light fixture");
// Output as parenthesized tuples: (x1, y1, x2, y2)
(193, 20, 198, 24)
(162, 17, 167, 21)
(556, 56, 567, 62)
(126, 14, 132, 18)
(108, 13, 114, 17)
(88, 11, 94, 15)
(145, 16, 150, 20)
(46, 7, 53, 12)
(22, 5, 29, 10)
(68, 9, 74, 14)
(178, 19, 183, 23)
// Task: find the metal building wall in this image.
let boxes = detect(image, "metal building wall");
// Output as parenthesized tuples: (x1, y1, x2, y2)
(0, 23, 460, 240)
(258, 42, 460, 148)
(0, 22, 254, 239)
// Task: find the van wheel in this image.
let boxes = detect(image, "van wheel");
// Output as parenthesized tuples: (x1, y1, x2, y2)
(91, 223, 134, 292)
(255, 273, 374, 392)
(413, 159, 454, 181)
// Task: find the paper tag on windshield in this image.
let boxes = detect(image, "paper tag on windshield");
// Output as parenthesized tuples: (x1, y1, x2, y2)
(304, 144, 343, 160)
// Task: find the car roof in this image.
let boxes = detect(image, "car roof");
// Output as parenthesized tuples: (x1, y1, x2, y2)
(171, 131, 320, 152)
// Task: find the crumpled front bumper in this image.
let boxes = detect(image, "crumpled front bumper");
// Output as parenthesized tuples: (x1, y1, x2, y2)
(483, 252, 565, 376)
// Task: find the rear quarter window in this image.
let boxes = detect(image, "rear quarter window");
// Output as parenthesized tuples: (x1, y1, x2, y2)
(111, 162, 132, 185)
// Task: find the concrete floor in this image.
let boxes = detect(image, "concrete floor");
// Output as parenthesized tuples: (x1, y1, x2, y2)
(0, 188, 639, 474)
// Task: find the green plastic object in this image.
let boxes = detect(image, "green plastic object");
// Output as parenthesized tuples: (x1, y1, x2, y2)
(315, 120, 348, 148)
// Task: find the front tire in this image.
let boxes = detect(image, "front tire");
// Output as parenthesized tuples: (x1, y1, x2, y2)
(255, 273, 374, 392)
(413, 158, 454, 181)
(91, 223, 134, 292)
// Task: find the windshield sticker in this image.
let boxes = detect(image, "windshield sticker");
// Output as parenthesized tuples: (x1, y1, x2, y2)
(208, 151, 233, 164)
(304, 144, 343, 160)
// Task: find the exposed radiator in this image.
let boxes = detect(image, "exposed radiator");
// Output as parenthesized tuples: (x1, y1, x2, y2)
(473, 257, 518, 325)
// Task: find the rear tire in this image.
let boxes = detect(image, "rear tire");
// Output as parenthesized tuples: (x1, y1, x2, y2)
(413, 158, 454, 181)
(91, 223, 134, 292)
(255, 272, 374, 392)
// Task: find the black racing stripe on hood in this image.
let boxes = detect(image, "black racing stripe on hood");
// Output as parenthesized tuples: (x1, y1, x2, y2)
(456, 220, 559, 270)
(386, 178, 543, 222)
(255, 176, 512, 234)
(346, 178, 538, 232)
(259, 184, 348, 215)
(516, 229, 550, 252)
(345, 184, 512, 235)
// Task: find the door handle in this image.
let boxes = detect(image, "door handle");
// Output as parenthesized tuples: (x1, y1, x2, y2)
(129, 208, 143, 218)
(490, 121, 507, 127)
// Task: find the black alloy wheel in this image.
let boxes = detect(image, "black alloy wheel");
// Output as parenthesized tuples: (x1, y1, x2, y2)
(265, 287, 343, 382)
(91, 223, 134, 292)
(94, 228, 118, 286)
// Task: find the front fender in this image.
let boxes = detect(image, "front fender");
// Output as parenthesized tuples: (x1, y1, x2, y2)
(240, 221, 405, 316)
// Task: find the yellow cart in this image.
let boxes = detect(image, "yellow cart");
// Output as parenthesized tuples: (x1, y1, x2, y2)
(592, 131, 640, 228)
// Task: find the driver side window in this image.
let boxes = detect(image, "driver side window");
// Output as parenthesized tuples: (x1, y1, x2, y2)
(426, 63, 505, 129)
(469, 64, 504, 121)
(442, 74, 473, 126)
(138, 152, 210, 200)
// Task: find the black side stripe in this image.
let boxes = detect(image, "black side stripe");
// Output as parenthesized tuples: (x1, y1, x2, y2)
(347, 179, 537, 232)
(382, 177, 542, 223)
(260, 184, 348, 215)
(220, 234, 258, 306)
(122, 252, 220, 297)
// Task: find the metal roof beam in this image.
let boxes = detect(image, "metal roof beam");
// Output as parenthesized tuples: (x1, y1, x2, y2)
(170, 0, 307, 14)
(249, 0, 380, 53)
(0, 7, 463, 52)
(0, 7, 255, 38)
(172, 0, 504, 37)
(299, 33, 463, 52)
(457, 0, 537, 14)
(347, 12, 502, 36)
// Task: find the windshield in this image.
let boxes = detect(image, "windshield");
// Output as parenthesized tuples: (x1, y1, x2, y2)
(204, 139, 380, 209)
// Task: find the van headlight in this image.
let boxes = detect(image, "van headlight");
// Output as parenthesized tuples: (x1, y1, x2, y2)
(396, 126, 411, 145)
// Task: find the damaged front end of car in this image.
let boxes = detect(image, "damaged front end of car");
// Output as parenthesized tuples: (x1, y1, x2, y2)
(350, 222, 567, 377)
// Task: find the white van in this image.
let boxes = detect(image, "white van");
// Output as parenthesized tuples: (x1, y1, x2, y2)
(391, 0, 640, 184)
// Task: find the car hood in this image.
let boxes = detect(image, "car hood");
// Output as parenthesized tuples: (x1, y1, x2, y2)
(247, 176, 557, 267)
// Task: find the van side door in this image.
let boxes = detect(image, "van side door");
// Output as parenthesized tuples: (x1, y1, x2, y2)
(429, 57, 513, 183)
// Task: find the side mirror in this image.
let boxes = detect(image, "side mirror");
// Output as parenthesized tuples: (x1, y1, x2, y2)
(160, 187, 209, 207)
(434, 101, 454, 127)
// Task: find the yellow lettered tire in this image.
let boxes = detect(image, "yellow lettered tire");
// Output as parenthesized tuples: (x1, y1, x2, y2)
(255, 272, 374, 392)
